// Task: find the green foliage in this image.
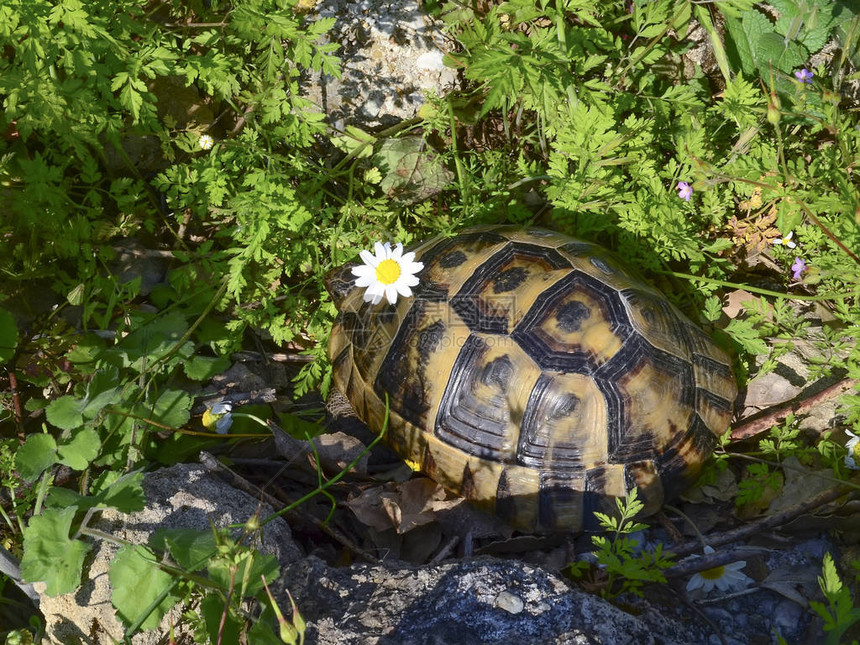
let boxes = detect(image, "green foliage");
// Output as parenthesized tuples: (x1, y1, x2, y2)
(110, 544, 179, 630)
(569, 488, 675, 599)
(736, 461, 783, 506)
(19, 507, 93, 597)
(721, 0, 854, 78)
(3, 0, 860, 640)
(809, 553, 860, 645)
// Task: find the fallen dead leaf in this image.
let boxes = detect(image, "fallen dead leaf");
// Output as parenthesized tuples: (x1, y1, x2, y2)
(347, 477, 461, 535)
(722, 289, 758, 320)
(758, 564, 820, 609)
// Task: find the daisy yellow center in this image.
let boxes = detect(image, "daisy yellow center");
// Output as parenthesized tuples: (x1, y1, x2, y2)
(699, 566, 725, 580)
(376, 259, 401, 285)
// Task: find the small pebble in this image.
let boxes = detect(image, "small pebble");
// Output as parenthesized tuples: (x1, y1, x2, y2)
(494, 591, 525, 615)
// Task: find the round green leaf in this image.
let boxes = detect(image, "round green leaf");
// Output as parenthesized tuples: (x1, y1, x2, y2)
(183, 355, 230, 381)
(45, 395, 86, 431)
(151, 389, 192, 428)
(20, 507, 92, 596)
(58, 428, 101, 471)
(15, 434, 58, 482)
(110, 544, 179, 630)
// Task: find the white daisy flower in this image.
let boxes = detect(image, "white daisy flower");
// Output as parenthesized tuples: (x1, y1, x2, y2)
(845, 429, 860, 470)
(772, 231, 797, 249)
(686, 546, 752, 594)
(351, 242, 423, 305)
(202, 401, 233, 434)
(199, 134, 215, 151)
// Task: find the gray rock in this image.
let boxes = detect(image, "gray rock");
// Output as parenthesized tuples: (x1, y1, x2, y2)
(38, 463, 301, 645)
(305, 0, 458, 128)
(282, 556, 681, 645)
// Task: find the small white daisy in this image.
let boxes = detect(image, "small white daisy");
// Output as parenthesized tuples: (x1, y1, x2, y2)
(686, 546, 752, 594)
(199, 134, 215, 151)
(772, 231, 797, 249)
(845, 429, 860, 470)
(351, 242, 424, 305)
(202, 401, 233, 434)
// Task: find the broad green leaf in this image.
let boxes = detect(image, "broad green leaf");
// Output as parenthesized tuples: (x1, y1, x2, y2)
(94, 471, 147, 513)
(45, 487, 85, 509)
(58, 428, 101, 470)
(116, 311, 188, 365)
(20, 507, 92, 596)
(82, 367, 123, 418)
(110, 544, 179, 630)
(45, 395, 86, 431)
(15, 434, 58, 482)
(201, 591, 241, 644)
(149, 389, 192, 428)
(756, 32, 806, 74)
(183, 355, 230, 381)
(45, 471, 146, 513)
(723, 10, 772, 76)
(0, 308, 17, 364)
(149, 528, 220, 572)
(247, 610, 284, 645)
(65, 334, 106, 371)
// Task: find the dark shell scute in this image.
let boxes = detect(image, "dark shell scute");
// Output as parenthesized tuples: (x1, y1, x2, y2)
(493, 267, 529, 293)
(589, 256, 613, 274)
(480, 355, 513, 389)
(439, 250, 468, 268)
(555, 300, 591, 332)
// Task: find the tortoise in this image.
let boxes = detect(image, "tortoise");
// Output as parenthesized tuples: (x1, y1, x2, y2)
(326, 226, 737, 532)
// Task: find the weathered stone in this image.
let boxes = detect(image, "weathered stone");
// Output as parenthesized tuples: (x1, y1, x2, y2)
(304, 0, 458, 128)
(37, 463, 301, 645)
(282, 556, 679, 645)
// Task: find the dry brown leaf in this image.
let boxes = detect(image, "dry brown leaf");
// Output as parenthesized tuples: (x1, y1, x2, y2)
(722, 289, 758, 319)
(347, 478, 456, 535)
(767, 457, 834, 515)
(347, 486, 396, 532)
(682, 466, 738, 504)
(759, 565, 820, 609)
(727, 206, 781, 255)
(313, 431, 369, 477)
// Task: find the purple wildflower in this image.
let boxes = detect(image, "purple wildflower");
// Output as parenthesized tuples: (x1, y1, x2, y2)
(795, 69, 813, 84)
(791, 257, 806, 281)
(677, 181, 693, 202)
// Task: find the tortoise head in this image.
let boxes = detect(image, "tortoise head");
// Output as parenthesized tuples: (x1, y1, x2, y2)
(324, 262, 360, 311)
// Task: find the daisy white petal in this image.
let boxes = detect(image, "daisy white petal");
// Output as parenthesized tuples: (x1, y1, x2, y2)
(353, 274, 376, 288)
(363, 283, 385, 304)
(351, 240, 424, 305)
(685, 545, 751, 596)
(359, 249, 378, 267)
(351, 263, 375, 277)
(384, 284, 398, 305)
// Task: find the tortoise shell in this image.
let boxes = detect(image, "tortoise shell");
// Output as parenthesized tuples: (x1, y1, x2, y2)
(326, 227, 736, 532)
